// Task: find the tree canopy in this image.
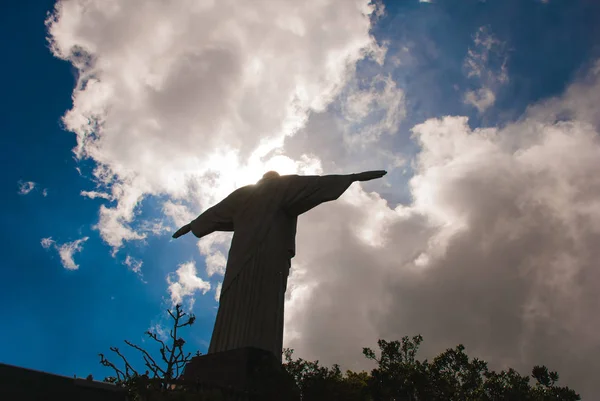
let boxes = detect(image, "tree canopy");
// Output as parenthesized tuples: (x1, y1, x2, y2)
(283, 335, 580, 401)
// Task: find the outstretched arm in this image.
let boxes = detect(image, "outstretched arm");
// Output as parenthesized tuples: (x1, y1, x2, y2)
(173, 224, 192, 238)
(352, 170, 387, 182)
(172, 194, 236, 239)
(283, 170, 386, 216)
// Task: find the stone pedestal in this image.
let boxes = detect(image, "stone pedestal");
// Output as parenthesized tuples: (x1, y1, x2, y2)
(182, 347, 299, 401)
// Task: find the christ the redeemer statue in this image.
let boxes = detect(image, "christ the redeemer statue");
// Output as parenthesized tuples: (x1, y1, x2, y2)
(172, 170, 386, 360)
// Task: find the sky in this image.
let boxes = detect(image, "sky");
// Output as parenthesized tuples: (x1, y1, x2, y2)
(2, 0, 600, 397)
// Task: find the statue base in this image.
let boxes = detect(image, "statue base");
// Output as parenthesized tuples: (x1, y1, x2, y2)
(182, 347, 299, 401)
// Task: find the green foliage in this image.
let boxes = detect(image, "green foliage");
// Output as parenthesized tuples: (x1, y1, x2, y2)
(283, 349, 369, 401)
(283, 336, 580, 401)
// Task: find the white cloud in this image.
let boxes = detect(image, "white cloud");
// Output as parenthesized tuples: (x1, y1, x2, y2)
(57, 237, 89, 270)
(46, 0, 384, 255)
(464, 87, 496, 113)
(463, 26, 508, 113)
(341, 74, 406, 145)
(283, 62, 600, 398)
(94, 186, 147, 252)
(17, 181, 36, 195)
(41, 237, 55, 249)
(81, 190, 112, 200)
(283, 69, 406, 179)
(123, 254, 143, 277)
(41, 236, 88, 270)
(163, 201, 196, 228)
(197, 233, 232, 277)
(138, 219, 171, 236)
(149, 322, 169, 342)
(18, 181, 49, 196)
(167, 261, 211, 307)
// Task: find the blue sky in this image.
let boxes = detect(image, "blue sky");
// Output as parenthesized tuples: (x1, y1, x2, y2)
(2, 0, 600, 396)
(1, 0, 214, 378)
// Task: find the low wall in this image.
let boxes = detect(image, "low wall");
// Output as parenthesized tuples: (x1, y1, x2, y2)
(0, 363, 127, 401)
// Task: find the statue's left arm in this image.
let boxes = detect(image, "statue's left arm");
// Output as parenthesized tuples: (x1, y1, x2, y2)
(282, 170, 386, 216)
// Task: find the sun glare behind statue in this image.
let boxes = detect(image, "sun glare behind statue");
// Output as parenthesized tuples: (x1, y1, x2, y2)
(202, 152, 303, 205)
(262, 155, 298, 176)
(164, 138, 324, 211)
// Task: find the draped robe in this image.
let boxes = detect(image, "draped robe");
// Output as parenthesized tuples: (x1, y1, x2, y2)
(189, 174, 356, 360)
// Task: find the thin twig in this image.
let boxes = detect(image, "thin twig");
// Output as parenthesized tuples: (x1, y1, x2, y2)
(110, 346, 139, 378)
(99, 353, 125, 382)
(125, 340, 166, 376)
(146, 331, 167, 350)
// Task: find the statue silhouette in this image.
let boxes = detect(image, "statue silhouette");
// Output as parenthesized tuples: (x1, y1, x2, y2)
(173, 170, 387, 359)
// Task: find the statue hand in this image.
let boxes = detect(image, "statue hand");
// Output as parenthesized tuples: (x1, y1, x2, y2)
(172, 223, 192, 239)
(354, 170, 387, 182)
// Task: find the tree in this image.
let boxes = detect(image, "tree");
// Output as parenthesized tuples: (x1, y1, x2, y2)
(363, 335, 431, 400)
(99, 304, 198, 397)
(283, 348, 369, 401)
(283, 335, 581, 401)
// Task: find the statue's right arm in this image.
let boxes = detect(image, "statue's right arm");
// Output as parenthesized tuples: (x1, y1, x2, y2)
(172, 224, 192, 238)
(172, 191, 238, 239)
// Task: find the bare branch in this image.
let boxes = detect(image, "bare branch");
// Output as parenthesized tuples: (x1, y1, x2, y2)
(100, 304, 198, 388)
(175, 358, 182, 378)
(177, 315, 196, 329)
(125, 340, 166, 376)
(110, 346, 139, 378)
(159, 347, 169, 365)
(99, 353, 125, 382)
(142, 355, 161, 379)
(146, 330, 167, 350)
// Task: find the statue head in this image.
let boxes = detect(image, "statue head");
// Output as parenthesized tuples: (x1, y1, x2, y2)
(259, 170, 280, 183)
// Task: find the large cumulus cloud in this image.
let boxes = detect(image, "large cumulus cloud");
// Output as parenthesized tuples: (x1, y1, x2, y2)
(46, 0, 385, 251)
(284, 62, 600, 398)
